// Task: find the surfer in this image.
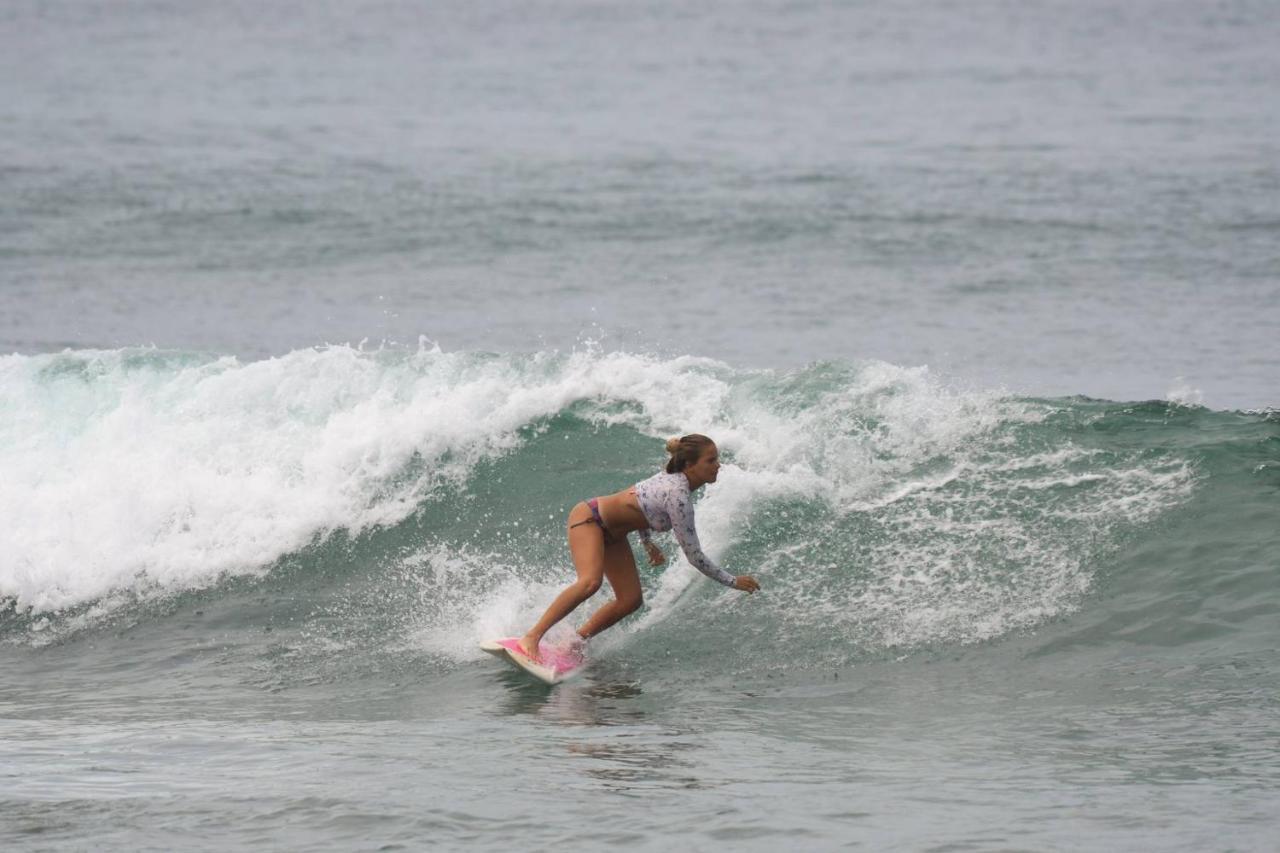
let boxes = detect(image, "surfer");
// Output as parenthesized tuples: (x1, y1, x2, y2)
(516, 434, 760, 661)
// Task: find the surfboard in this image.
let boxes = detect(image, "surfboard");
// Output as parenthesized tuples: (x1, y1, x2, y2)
(480, 637, 586, 685)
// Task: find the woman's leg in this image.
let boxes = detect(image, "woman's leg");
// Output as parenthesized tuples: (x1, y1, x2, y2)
(576, 537, 643, 641)
(518, 503, 604, 660)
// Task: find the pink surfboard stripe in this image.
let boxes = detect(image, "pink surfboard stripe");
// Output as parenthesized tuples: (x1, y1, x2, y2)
(497, 638, 585, 677)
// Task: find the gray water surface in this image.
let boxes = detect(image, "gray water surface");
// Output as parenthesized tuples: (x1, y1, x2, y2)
(4, 0, 1278, 406)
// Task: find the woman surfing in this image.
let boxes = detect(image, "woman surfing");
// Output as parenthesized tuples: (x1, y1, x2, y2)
(514, 433, 760, 663)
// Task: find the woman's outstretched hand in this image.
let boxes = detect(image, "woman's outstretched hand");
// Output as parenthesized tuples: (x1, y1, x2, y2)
(645, 543, 666, 567)
(733, 575, 760, 593)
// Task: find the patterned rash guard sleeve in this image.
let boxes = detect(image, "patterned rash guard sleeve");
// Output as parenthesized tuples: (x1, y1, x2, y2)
(668, 489, 737, 587)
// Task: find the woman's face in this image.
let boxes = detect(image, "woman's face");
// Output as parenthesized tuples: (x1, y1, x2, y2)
(685, 443, 720, 485)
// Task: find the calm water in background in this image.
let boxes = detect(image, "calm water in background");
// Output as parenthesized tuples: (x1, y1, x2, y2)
(3, 1, 1279, 850)
(4, 0, 1278, 405)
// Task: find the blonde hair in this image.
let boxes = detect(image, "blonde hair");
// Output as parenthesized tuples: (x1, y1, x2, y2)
(664, 434, 715, 474)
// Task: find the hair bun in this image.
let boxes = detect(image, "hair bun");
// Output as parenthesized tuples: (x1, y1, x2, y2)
(665, 436, 682, 454)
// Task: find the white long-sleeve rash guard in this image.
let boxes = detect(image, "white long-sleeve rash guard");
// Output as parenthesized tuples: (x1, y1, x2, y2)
(632, 470, 737, 587)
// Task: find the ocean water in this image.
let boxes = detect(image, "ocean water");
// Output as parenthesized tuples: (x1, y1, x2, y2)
(3, 1, 1279, 850)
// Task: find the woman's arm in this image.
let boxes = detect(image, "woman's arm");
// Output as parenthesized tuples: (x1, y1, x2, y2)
(636, 528, 666, 566)
(634, 525, 665, 563)
(667, 490, 738, 587)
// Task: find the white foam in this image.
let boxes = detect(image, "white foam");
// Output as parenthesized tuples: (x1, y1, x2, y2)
(3, 345, 597, 612)
(400, 541, 605, 663)
(1166, 377, 1205, 407)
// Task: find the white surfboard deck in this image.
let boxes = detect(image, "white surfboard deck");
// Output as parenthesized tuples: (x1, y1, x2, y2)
(481, 638, 586, 685)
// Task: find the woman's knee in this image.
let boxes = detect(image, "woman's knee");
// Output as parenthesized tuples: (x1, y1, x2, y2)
(576, 576, 602, 598)
(618, 593, 643, 616)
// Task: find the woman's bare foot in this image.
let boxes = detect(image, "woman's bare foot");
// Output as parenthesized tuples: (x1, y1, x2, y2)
(516, 634, 542, 662)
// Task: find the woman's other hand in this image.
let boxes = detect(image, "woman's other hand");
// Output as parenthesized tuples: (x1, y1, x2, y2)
(733, 575, 760, 593)
(645, 543, 666, 567)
